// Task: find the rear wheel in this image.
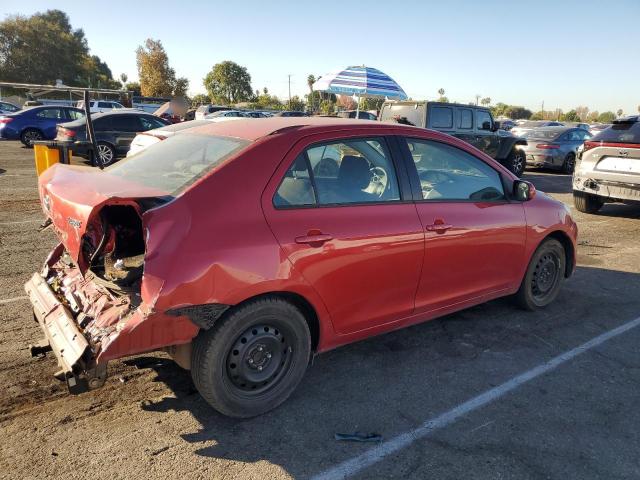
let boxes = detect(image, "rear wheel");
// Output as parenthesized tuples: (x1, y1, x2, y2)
(573, 190, 604, 214)
(20, 128, 43, 147)
(562, 153, 576, 174)
(515, 238, 566, 310)
(191, 296, 311, 418)
(506, 148, 526, 177)
(92, 142, 116, 166)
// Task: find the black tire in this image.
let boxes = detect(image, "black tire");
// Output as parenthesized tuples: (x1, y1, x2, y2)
(92, 142, 117, 166)
(562, 153, 576, 174)
(506, 148, 526, 177)
(515, 238, 566, 311)
(20, 128, 43, 147)
(573, 190, 604, 214)
(191, 296, 311, 418)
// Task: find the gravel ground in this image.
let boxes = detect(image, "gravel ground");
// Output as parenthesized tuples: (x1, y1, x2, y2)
(1, 141, 639, 480)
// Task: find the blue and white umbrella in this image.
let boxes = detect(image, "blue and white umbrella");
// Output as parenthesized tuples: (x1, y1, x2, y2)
(313, 66, 407, 115)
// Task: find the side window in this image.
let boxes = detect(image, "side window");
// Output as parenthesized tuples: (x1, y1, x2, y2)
(430, 107, 453, 129)
(405, 139, 505, 201)
(98, 102, 111, 108)
(274, 154, 316, 207)
(112, 115, 143, 132)
(476, 111, 492, 131)
(36, 108, 64, 119)
(274, 138, 401, 207)
(459, 109, 473, 129)
(93, 117, 113, 131)
(140, 116, 165, 130)
(67, 109, 84, 120)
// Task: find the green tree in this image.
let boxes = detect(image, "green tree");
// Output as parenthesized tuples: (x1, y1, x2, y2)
(289, 95, 306, 111)
(320, 99, 336, 115)
(598, 111, 616, 123)
(136, 38, 178, 97)
(587, 111, 599, 123)
(191, 93, 210, 106)
(173, 77, 189, 98)
(203, 61, 253, 105)
(504, 106, 531, 120)
(124, 81, 141, 96)
(481, 97, 491, 107)
(0, 10, 118, 87)
(562, 110, 581, 122)
(360, 97, 386, 111)
(307, 74, 316, 110)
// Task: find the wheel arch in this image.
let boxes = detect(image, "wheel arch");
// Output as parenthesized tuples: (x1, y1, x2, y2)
(496, 137, 526, 160)
(544, 230, 575, 278)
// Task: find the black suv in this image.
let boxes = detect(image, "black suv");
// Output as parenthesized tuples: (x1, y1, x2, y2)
(56, 111, 169, 165)
(380, 101, 527, 176)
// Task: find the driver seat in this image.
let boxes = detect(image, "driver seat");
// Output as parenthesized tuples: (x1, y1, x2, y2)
(337, 155, 373, 203)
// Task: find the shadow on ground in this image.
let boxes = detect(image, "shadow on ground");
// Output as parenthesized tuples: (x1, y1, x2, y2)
(133, 266, 640, 479)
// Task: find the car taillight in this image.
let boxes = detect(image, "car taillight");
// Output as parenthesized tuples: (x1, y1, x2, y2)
(0, 117, 13, 124)
(536, 143, 560, 149)
(58, 127, 76, 138)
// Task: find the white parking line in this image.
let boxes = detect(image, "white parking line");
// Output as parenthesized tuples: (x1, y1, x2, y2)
(0, 296, 28, 305)
(312, 315, 640, 480)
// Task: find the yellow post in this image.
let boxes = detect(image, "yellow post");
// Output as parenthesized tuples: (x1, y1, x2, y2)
(33, 144, 61, 176)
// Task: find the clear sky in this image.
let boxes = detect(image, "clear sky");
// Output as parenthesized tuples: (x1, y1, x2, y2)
(2, 0, 639, 114)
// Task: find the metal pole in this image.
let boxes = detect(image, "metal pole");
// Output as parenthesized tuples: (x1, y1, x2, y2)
(83, 90, 102, 169)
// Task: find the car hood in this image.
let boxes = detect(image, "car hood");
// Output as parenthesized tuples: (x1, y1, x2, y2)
(39, 163, 169, 269)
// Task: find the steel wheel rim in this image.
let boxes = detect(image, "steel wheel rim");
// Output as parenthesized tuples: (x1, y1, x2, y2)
(225, 324, 293, 396)
(531, 252, 560, 300)
(98, 144, 114, 164)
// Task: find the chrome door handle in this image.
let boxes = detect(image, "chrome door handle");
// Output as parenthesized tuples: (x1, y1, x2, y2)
(295, 234, 333, 245)
(425, 223, 453, 232)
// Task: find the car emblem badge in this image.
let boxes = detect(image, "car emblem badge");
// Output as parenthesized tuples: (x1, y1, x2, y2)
(43, 194, 51, 212)
(619, 150, 628, 157)
(67, 217, 82, 229)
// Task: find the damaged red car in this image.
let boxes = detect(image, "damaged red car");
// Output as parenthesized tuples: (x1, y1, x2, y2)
(26, 117, 577, 417)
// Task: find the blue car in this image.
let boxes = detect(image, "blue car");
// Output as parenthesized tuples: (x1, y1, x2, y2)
(0, 106, 85, 146)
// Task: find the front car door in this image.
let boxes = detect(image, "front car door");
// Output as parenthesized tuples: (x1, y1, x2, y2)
(399, 136, 526, 313)
(35, 108, 65, 138)
(111, 114, 143, 154)
(475, 109, 500, 158)
(263, 134, 424, 335)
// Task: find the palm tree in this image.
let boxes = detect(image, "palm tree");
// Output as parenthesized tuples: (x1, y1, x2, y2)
(481, 97, 491, 107)
(307, 75, 316, 112)
(475, 94, 481, 106)
(437, 88, 445, 97)
(617, 108, 624, 118)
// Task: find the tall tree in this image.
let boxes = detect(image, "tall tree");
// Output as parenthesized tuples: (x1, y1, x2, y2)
(0, 10, 117, 87)
(136, 38, 177, 97)
(481, 97, 491, 107)
(173, 77, 190, 98)
(616, 108, 624, 117)
(307, 74, 316, 110)
(203, 61, 253, 105)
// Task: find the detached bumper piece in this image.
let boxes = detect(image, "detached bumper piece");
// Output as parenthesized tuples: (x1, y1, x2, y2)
(24, 273, 106, 394)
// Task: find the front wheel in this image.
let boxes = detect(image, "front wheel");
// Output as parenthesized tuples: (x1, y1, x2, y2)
(506, 148, 526, 177)
(93, 142, 116, 166)
(562, 153, 576, 174)
(515, 238, 566, 311)
(573, 190, 603, 214)
(191, 297, 311, 418)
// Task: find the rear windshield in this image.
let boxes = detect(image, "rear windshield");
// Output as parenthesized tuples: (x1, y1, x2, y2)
(592, 122, 640, 144)
(379, 103, 426, 127)
(523, 129, 560, 140)
(106, 133, 250, 195)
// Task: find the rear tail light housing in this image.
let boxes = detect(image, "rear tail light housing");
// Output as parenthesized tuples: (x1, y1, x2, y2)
(58, 127, 76, 138)
(583, 140, 639, 153)
(536, 143, 560, 149)
(0, 117, 13, 124)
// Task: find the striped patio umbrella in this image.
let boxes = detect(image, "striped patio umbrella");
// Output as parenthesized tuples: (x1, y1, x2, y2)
(312, 66, 407, 115)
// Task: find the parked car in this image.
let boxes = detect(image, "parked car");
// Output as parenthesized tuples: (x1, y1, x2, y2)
(0, 105, 85, 146)
(589, 123, 611, 136)
(127, 117, 244, 156)
(275, 111, 308, 117)
(0, 101, 20, 114)
(573, 116, 640, 213)
(76, 100, 126, 113)
(337, 110, 377, 120)
(380, 101, 528, 176)
(195, 104, 232, 119)
(26, 117, 576, 417)
(497, 119, 516, 130)
(520, 126, 592, 173)
(243, 111, 270, 118)
(206, 110, 248, 119)
(511, 121, 564, 138)
(564, 122, 590, 131)
(56, 111, 170, 165)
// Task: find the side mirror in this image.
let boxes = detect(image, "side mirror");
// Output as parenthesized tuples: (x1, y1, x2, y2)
(514, 180, 536, 201)
(492, 121, 501, 131)
(481, 121, 492, 130)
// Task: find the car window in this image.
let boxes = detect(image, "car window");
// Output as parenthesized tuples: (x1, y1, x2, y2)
(93, 117, 113, 131)
(36, 108, 64, 119)
(66, 109, 84, 120)
(140, 116, 166, 130)
(405, 138, 505, 201)
(431, 107, 453, 129)
(477, 111, 493, 131)
(592, 121, 640, 144)
(112, 115, 143, 132)
(275, 138, 401, 207)
(459, 109, 473, 129)
(98, 102, 111, 108)
(1, 102, 19, 112)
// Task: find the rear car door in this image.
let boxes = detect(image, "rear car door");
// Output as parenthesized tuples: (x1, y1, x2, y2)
(455, 107, 475, 146)
(475, 110, 500, 158)
(110, 114, 143, 154)
(263, 134, 424, 335)
(399, 136, 526, 313)
(35, 108, 66, 138)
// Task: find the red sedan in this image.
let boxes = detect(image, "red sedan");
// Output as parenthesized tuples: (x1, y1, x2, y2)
(26, 118, 577, 417)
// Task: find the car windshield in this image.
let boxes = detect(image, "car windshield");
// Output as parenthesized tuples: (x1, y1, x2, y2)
(592, 122, 640, 144)
(523, 129, 559, 140)
(106, 133, 250, 196)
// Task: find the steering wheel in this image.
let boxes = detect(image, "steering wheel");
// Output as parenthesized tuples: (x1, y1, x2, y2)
(368, 167, 388, 197)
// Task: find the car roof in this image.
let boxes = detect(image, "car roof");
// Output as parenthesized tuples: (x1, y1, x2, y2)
(529, 126, 574, 134)
(185, 116, 422, 141)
